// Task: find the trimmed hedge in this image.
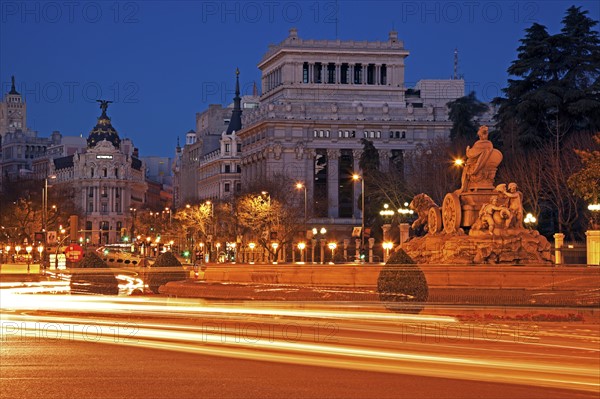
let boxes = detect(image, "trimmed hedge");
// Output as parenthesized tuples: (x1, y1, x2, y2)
(70, 251, 119, 295)
(377, 248, 428, 313)
(146, 251, 187, 294)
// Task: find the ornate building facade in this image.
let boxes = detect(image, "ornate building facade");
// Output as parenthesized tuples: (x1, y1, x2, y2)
(0, 76, 54, 191)
(174, 71, 259, 206)
(50, 102, 147, 244)
(237, 29, 464, 232)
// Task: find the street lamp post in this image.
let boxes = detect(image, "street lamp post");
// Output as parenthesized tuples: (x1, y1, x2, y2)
(43, 175, 57, 235)
(271, 242, 279, 264)
(352, 174, 365, 253)
(297, 242, 306, 263)
(248, 242, 256, 264)
(25, 245, 32, 273)
(327, 242, 337, 264)
(129, 207, 137, 239)
(296, 182, 307, 238)
(165, 207, 172, 226)
(382, 241, 394, 263)
(312, 227, 327, 264)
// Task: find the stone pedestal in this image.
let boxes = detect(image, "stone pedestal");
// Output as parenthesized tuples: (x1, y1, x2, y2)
(554, 233, 565, 265)
(399, 223, 410, 243)
(402, 229, 553, 265)
(382, 224, 391, 241)
(586, 230, 600, 266)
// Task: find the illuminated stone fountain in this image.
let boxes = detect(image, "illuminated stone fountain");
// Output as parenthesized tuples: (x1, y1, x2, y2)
(402, 126, 552, 264)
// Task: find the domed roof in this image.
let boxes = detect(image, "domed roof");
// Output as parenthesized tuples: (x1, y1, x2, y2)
(87, 100, 121, 149)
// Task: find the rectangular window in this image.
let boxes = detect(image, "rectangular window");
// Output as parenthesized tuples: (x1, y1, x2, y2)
(302, 62, 309, 83)
(224, 183, 230, 192)
(314, 62, 322, 83)
(225, 165, 231, 173)
(367, 64, 375, 85)
(327, 63, 335, 84)
(340, 63, 349, 84)
(354, 64, 362, 84)
(225, 143, 231, 153)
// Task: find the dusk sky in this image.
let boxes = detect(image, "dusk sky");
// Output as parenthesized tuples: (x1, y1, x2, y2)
(1, 0, 598, 157)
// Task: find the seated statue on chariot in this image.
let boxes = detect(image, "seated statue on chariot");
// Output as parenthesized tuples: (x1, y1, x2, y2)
(459, 126, 503, 193)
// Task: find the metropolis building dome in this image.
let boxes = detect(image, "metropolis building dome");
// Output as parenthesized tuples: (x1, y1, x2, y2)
(87, 100, 121, 148)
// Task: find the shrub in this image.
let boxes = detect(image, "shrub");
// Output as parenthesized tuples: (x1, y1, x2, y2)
(70, 251, 119, 295)
(377, 248, 428, 314)
(146, 251, 187, 294)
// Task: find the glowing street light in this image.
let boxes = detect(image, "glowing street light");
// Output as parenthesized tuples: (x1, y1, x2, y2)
(380, 203, 395, 220)
(382, 241, 394, 262)
(297, 242, 306, 263)
(327, 242, 337, 263)
(248, 242, 256, 264)
(5, 245, 11, 263)
(398, 202, 414, 218)
(454, 158, 464, 167)
(524, 213, 537, 228)
(271, 242, 279, 264)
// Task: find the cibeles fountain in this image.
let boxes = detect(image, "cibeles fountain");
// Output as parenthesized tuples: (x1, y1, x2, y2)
(402, 126, 553, 264)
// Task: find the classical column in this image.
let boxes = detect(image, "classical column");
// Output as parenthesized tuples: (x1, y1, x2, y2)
(335, 63, 341, 84)
(327, 149, 340, 218)
(349, 64, 354, 84)
(309, 63, 314, 83)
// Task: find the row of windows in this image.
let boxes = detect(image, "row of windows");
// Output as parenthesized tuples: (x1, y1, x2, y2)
(223, 182, 242, 193)
(311, 130, 408, 139)
(90, 167, 120, 178)
(313, 130, 383, 139)
(222, 164, 241, 173)
(302, 63, 387, 85)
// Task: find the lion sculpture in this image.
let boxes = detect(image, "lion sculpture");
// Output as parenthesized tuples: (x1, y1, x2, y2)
(409, 194, 438, 235)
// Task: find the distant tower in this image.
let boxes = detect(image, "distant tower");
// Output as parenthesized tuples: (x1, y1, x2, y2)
(0, 75, 27, 136)
(226, 68, 242, 134)
(452, 48, 463, 80)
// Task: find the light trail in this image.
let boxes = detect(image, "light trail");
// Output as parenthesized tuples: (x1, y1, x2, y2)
(2, 314, 598, 393)
(1, 286, 598, 394)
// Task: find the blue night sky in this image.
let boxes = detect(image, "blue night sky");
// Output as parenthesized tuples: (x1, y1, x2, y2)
(1, 1, 598, 157)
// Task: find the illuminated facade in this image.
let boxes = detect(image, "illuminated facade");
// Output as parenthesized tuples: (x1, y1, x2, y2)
(50, 103, 147, 244)
(238, 29, 464, 231)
